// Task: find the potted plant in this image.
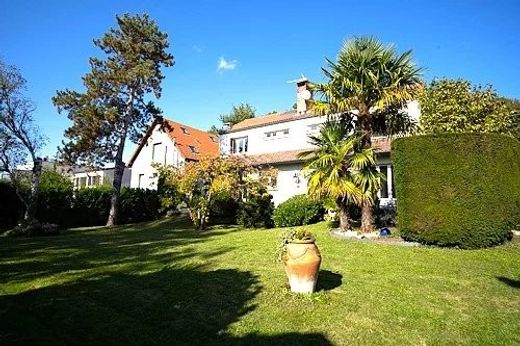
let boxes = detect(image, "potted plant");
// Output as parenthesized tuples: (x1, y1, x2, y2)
(276, 228, 322, 293)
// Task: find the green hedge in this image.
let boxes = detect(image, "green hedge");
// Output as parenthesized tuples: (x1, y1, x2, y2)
(393, 133, 520, 248)
(0, 181, 162, 229)
(273, 194, 324, 228)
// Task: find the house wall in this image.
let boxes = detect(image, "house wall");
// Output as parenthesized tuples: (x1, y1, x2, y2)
(129, 124, 185, 189)
(72, 168, 131, 189)
(221, 115, 328, 156)
(268, 159, 396, 206)
(221, 100, 420, 205)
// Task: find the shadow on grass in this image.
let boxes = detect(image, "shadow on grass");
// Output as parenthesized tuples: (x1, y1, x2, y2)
(497, 276, 520, 289)
(317, 270, 343, 292)
(0, 217, 233, 285)
(0, 267, 331, 345)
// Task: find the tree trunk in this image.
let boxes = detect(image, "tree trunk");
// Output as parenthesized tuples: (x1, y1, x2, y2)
(359, 108, 375, 233)
(360, 200, 373, 233)
(24, 157, 42, 223)
(338, 202, 351, 232)
(106, 96, 133, 227)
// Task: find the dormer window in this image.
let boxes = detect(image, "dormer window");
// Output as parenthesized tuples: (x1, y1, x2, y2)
(209, 136, 217, 143)
(189, 145, 199, 153)
(181, 127, 189, 135)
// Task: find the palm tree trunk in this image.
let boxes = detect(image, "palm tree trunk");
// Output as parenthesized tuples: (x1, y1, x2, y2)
(360, 200, 373, 233)
(338, 203, 351, 232)
(360, 110, 375, 233)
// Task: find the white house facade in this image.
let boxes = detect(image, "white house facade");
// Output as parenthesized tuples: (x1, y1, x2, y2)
(72, 167, 131, 189)
(221, 78, 419, 206)
(128, 116, 219, 189)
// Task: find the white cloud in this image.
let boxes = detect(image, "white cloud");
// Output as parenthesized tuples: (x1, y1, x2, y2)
(217, 57, 238, 72)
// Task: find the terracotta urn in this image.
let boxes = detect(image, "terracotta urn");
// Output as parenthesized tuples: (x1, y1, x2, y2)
(284, 238, 321, 293)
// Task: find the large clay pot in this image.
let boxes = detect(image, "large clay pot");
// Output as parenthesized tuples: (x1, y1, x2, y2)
(284, 238, 321, 293)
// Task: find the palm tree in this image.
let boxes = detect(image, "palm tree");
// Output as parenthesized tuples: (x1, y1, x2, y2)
(300, 118, 382, 231)
(311, 36, 422, 232)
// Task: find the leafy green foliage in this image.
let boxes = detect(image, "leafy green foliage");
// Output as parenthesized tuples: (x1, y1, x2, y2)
(36, 170, 74, 226)
(0, 180, 23, 230)
(393, 133, 520, 248)
(272, 195, 324, 228)
(157, 156, 273, 230)
(220, 103, 255, 126)
(311, 36, 422, 232)
(237, 184, 274, 228)
(275, 227, 315, 262)
(1, 177, 161, 229)
(300, 119, 382, 231)
(419, 79, 517, 136)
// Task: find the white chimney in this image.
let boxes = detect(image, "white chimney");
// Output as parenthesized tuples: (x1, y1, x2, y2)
(295, 76, 312, 115)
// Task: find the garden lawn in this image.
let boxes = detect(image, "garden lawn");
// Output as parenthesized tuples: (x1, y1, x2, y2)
(1, 218, 519, 345)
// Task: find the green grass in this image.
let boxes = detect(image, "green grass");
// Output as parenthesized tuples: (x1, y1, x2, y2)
(1, 218, 519, 345)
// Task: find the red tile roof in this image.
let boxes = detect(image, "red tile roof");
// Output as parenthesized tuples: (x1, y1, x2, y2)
(241, 137, 391, 166)
(164, 120, 219, 161)
(128, 117, 219, 166)
(229, 110, 316, 132)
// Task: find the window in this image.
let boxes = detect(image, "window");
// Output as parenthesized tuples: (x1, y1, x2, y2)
(181, 127, 189, 135)
(307, 124, 319, 135)
(189, 145, 199, 153)
(138, 174, 145, 188)
(230, 137, 248, 153)
(79, 177, 87, 188)
(265, 129, 289, 140)
(209, 136, 217, 143)
(379, 165, 389, 198)
(152, 143, 162, 162)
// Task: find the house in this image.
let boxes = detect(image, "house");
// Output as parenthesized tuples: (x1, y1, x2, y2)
(128, 116, 220, 189)
(220, 77, 420, 206)
(71, 166, 131, 189)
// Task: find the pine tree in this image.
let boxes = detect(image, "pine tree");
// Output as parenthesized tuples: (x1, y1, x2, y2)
(53, 13, 174, 226)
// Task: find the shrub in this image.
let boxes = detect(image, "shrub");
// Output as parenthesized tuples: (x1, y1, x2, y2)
(0, 180, 24, 231)
(273, 195, 324, 227)
(119, 188, 161, 224)
(72, 186, 113, 226)
(237, 186, 274, 228)
(36, 170, 74, 226)
(393, 133, 520, 248)
(374, 201, 396, 228)
(209, 194, 240, 225)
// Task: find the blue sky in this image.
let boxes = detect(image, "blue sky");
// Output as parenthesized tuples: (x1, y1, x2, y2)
(2, 0, 519, 159)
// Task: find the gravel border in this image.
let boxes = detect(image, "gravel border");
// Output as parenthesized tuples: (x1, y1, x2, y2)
(329, 229, 421, 247)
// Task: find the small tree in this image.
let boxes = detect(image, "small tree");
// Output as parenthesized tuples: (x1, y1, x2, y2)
(0, 60, 46, 224)
(53, 14, 174, 226)
(420, 79, 516, 136)
(158, 156, 272, 230)
(300, 118, 382, 231)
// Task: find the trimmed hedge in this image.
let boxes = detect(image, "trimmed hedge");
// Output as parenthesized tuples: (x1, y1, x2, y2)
(273, 194, 324, 227)
(0, 182, 162, 229)
(393, 133, 520, 248)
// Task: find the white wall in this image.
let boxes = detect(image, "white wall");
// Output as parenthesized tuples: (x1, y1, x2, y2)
(268, 163, 308, 206)
(221, 115, 328, 156)
(129, 124, 184, 189)
(72, 168, 131, 189)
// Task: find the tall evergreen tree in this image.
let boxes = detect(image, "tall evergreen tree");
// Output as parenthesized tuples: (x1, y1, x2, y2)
(53, 13, 174, 226)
